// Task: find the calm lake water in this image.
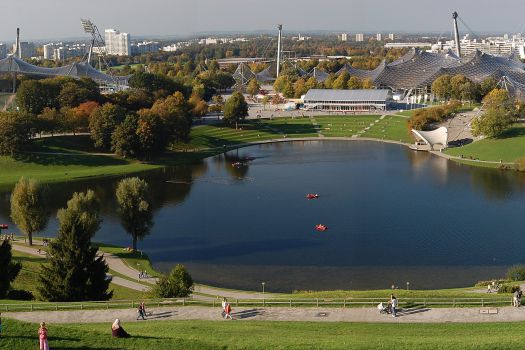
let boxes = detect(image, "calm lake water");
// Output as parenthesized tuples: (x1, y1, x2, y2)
(2, 141, 525, 291)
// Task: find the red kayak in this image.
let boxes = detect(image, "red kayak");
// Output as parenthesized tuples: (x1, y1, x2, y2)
(315, 224, 328, 232)
(306, 194, 319, 199)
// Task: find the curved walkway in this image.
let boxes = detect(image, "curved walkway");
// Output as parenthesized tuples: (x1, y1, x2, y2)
(5, 305, 525, 324)
(10, 242, 270, 299)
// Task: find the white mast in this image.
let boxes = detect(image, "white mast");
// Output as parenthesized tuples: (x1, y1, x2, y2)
(276, 24, 282, 78)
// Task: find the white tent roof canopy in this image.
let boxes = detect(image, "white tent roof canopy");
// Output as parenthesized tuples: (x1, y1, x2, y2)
(412, 127, 448, 150)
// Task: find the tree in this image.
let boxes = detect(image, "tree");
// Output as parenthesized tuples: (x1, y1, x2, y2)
(471, 89, 517, 138)
(16, 80, 49, 115)
(71, 101, 100, 133)
(223, 92, 248, 129)
(39, 190, 112, 301)
(431, 75, 452, 101)
(111, 114, 139, 158)
(294, 78, 308, 98)
(210, 95, 224, 116)
(152, 264, 193, 298)
(37, 107, 64, 136)
(305, 77, 318, 91)
(146, 91, 193, 143)
(88, 103, 126, 150)
(246, 79, 261, 98)
(0, 112, 34, 156)
(347, 76, 363, 90)
(332, 72, 349, 89)
(189, 93, 209, 119)
(136, 114, 167, 159)
(10, 178, 49, 246)
(0, 241, 21, 298)
(116, 177, 154, 251)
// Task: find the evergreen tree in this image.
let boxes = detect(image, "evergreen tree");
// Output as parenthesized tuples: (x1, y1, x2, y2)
(0, 241, 21, 298)
(116, 177, 154, 251)
(10, 178, 49, 246)
(39, 190, 112, 301)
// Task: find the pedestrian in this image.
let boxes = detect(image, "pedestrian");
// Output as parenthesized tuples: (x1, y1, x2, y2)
(221, 297, 227, 318)
(487, 284, 491, 294)
(38, 322, 49, 350)
(225, 301, 233, 320)
(391, 294, 398, 318)
(137, 301, 146, 320)
(513, 289, 521, 307)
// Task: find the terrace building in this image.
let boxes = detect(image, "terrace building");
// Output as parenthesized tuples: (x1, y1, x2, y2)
(302, 89, 391, 112)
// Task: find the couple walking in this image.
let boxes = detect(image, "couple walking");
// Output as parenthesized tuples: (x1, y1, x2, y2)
(221, 298, 233, 319)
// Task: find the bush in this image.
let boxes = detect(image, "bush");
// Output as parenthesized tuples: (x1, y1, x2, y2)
(407, 101, 461, 131)
(506, 265, 525, 281)
(7, 289, 34, 300)
(152, 264, 193, 298)
(475, 279, 509, 287)
(498, 284, 520, 294)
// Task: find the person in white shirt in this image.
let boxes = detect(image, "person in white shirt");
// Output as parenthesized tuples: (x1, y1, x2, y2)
(391, 295, 398, 318)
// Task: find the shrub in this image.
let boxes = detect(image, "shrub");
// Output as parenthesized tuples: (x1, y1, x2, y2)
(474, 279, 509, 287)
(506, 265, 525, 281)
(498, 284, 520, 294)
(407, 101, 461, 131)
(152, 264, 193, 298)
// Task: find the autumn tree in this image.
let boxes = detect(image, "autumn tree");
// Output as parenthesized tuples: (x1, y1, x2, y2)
(472, 89, 517, 138)
(246, 79, 261, 97)
(431, 75, 452, 101)
(0, 112, 34, 156)
(89, 103, 127, 150)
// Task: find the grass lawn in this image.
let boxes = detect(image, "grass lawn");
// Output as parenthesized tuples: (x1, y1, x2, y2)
(445, 126, 525, 163)
(2, 319, 525, 349)
(9, 249, 145, 302)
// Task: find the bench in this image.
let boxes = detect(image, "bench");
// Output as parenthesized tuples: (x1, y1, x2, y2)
(479, 308, 498, 315)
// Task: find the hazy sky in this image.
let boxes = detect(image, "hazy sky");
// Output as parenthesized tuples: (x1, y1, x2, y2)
(2, 0, 525, 41)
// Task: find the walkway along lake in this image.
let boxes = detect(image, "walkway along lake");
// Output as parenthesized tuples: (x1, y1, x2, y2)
(1, 140, 525, 291)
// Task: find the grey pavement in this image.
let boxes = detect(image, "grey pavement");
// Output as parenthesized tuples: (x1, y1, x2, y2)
(5, 305, 525, 324)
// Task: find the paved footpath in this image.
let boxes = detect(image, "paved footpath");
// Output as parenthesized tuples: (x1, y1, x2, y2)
(11, 242, 269, 299)
(5, 305, 525, 324)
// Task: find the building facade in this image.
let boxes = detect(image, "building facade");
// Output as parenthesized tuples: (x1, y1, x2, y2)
(355, 33, 364, 42)
(303, 89, 391, 112)
(12, 42, 35, 58)
(0, 44, 6, 59)
(105, 29, 131, 56)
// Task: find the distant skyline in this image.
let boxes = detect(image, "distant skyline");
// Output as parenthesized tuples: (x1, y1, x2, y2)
(1, 0, 525, 42)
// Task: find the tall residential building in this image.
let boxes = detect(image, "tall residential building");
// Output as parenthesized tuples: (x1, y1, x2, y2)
(355, 33, 364, 42)
(376, 33, 383, 41)
(43, 44, 54, 59)
(340, 33, 348, 42)
(388, 33, 395, 41)
(105, 29, 131, 56)
(0, 44, 6, 59)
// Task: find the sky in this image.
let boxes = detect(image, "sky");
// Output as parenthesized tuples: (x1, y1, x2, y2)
(2, 0, 525, 41)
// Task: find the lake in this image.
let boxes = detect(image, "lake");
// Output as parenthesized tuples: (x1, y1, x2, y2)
(2, 140, 525, 291)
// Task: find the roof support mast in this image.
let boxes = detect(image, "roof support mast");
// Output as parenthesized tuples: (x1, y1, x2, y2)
(453, 11, 461, 58)
(276, 24, 282, 78)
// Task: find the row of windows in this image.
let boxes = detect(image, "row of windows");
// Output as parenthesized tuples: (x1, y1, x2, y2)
(304, 100, 386, 105)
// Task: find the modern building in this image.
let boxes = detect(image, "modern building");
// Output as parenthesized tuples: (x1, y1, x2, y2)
(0, 44, 6, 59)
(376, 33, 383, 41)
(105, 29, 131, 56)
(340, 33, 348, 42)
(355, 33, 364, 42)
(388, 33, 395, 40)
(131, 41, 160, 55)
(43, 44, 54, 59)
(385, 42, 432, 49)
(302, 89, 391, 112)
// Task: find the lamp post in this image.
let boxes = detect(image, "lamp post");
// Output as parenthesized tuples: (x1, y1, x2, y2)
(262, 282, 265, 297)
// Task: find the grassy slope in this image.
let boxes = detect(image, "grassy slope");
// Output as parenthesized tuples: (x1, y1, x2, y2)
(10, 249, 144, 302)
(2, 319, 525, 349)
(445, 126, 525, 162)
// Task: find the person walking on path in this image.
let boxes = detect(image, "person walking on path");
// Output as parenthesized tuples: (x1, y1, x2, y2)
(221, 298, 228, 319)
(38, 322, 49, 350)
(391, 295, 398, 318)
(137, 301, 146, 320)
(221, 298, 233, 320)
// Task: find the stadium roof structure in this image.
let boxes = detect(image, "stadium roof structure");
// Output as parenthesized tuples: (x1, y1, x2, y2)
(303, 89, 391, 102)
(0, 55, 129, 87)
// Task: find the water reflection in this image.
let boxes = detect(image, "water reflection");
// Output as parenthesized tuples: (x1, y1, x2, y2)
(1, 141, 525, 291)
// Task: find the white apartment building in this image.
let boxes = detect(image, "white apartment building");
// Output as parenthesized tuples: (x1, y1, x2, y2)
(376, 33, 383, 41)
(340, 33, 348, 42)
(43, 44, 54, 59)
(388, 33, 395, 41)
(105, 29, 131, 56)
(355, 33, 364, 42)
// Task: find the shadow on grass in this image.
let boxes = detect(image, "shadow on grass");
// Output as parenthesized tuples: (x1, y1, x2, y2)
(496, 126, 525, 139)
(13, 153, 127, 167)
(30, 135, 102, 154)
(12, 255, 46, 264)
